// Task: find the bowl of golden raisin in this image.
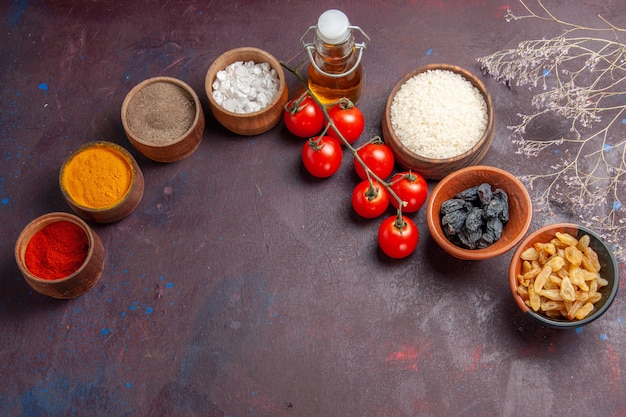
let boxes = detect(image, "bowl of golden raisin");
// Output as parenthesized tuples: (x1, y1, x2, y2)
(509, 223, 619, 328)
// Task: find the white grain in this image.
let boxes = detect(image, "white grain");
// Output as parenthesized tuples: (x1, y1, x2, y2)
(390, 69, 488, 159)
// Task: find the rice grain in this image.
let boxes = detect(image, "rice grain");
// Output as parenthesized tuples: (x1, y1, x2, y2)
(390, 69, 488, 159)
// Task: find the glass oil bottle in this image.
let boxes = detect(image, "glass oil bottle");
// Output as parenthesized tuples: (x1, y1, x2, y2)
(301, 9, 369, 105)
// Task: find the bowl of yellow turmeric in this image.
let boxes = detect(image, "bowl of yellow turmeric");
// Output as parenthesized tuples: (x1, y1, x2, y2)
(59, 141, 144, 223)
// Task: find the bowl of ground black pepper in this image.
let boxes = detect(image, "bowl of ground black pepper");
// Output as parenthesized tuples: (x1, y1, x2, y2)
(15, 212, 105, 299)
(205, 47, 288, 135)
(122, 76, 205, 162)
(59, 141, 144, 223)
(426, 165, 533, 260)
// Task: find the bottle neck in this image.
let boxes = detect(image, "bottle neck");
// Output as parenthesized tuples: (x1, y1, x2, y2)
(312, 35, 357, 72)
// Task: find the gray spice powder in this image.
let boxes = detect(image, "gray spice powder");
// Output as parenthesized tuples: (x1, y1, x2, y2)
(126, 81, 196, 145)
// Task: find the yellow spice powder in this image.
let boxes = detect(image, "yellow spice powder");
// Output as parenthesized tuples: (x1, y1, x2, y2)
(61, 145, 133, 209)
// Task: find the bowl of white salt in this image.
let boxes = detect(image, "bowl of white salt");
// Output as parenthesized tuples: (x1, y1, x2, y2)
(122, 76, 205, 163)
(382, 64, 495, 180)
(205, 47, 288, 136)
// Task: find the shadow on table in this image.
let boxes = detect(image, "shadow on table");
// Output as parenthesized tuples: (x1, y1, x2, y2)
(0, 254, 66, 318)
(501, 283, 587, 357)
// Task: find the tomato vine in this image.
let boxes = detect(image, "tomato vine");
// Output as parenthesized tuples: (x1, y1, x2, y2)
(281, 61, 424, 258)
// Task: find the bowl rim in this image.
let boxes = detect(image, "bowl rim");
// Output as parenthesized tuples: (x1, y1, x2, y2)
(121, 76, 203, 148)
(426, 165, 533, 260)
(59, 141, 140, 213)
(383, 63, 495, 164)
(204, 46, 287, 118)
(14, 212, 96, 283)
(508, 222, 620, 328)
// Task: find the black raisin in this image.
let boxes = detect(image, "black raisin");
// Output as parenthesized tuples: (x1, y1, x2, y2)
(486, 217, 503, 240)
(455, 186, 479, 202)
(477, 183, 493, 205)
(493, 189, 509, 223)
(477, 236, 492, 249)
(442, 209, 467, 236)
(483, 198, 503, 219)
(464, 207, 484, 232)
(440, 198, 465, 215)
(479, 231, 495, 246)
(458, 228, 482, 249)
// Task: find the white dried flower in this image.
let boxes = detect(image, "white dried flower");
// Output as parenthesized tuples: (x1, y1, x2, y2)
(477, 0, 626, 264)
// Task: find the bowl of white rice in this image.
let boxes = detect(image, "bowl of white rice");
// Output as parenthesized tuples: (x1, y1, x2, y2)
(382, 64, 494, 180)
(205, 47, 288, 136)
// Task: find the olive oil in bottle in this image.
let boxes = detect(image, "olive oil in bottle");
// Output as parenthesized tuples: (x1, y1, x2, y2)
(302, 9, 369, 105)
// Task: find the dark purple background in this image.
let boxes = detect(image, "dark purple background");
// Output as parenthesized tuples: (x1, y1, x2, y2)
(1, 1, 625, 416)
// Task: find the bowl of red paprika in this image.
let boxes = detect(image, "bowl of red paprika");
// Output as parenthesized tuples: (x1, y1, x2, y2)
(15, 212, 105, 299)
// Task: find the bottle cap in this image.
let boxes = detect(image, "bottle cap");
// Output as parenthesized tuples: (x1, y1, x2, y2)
(316, 9, 350, 44)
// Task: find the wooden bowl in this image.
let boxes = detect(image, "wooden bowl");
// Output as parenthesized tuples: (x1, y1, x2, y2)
(382, 63, 495, 180)
(122, 76, 205, 162)
(426, 165, 532, 260)
(60, 141, 144, 223)
(14, 212, 105, 299)
(509, 223, 619, 328)
(205, 47, 288, 136)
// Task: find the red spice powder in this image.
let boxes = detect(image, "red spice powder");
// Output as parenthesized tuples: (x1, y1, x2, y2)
(24, 221, 90, 280)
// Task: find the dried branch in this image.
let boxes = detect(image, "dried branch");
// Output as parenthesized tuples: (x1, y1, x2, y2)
(478, 0, 626, 262)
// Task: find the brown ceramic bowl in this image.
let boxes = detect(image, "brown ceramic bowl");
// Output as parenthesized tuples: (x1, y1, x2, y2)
(426, 165, 532, 260)
(14, 212, 105, 299)
(205, 47, 288, 136)
(122, 76, 205, 162)
(509, 223, 619, 328)
(382, 63, 495, 180)
(60, 141, 144, 223)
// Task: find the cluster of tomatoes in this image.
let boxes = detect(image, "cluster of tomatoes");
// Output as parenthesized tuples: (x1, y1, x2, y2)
(283, 92, 428, 259)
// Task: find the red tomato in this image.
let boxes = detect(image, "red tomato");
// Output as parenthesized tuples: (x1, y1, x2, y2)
(354, 142, 395, 181)
(326, 99, 364, 144)
(302, 136, 342, 178)
(284, 94, 325, 138)
(389, 171, 429, 213)
(378, 215, 419, 259)
(351, 180, 390, 219)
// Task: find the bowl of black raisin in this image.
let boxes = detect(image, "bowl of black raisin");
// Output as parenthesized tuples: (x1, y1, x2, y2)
(426, 165, 533, 260)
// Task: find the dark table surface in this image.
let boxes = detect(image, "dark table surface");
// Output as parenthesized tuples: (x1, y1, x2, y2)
(2, 1, 626, 416)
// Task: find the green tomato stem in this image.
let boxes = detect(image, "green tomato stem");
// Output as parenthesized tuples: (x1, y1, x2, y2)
(394, 215, 407, 231)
